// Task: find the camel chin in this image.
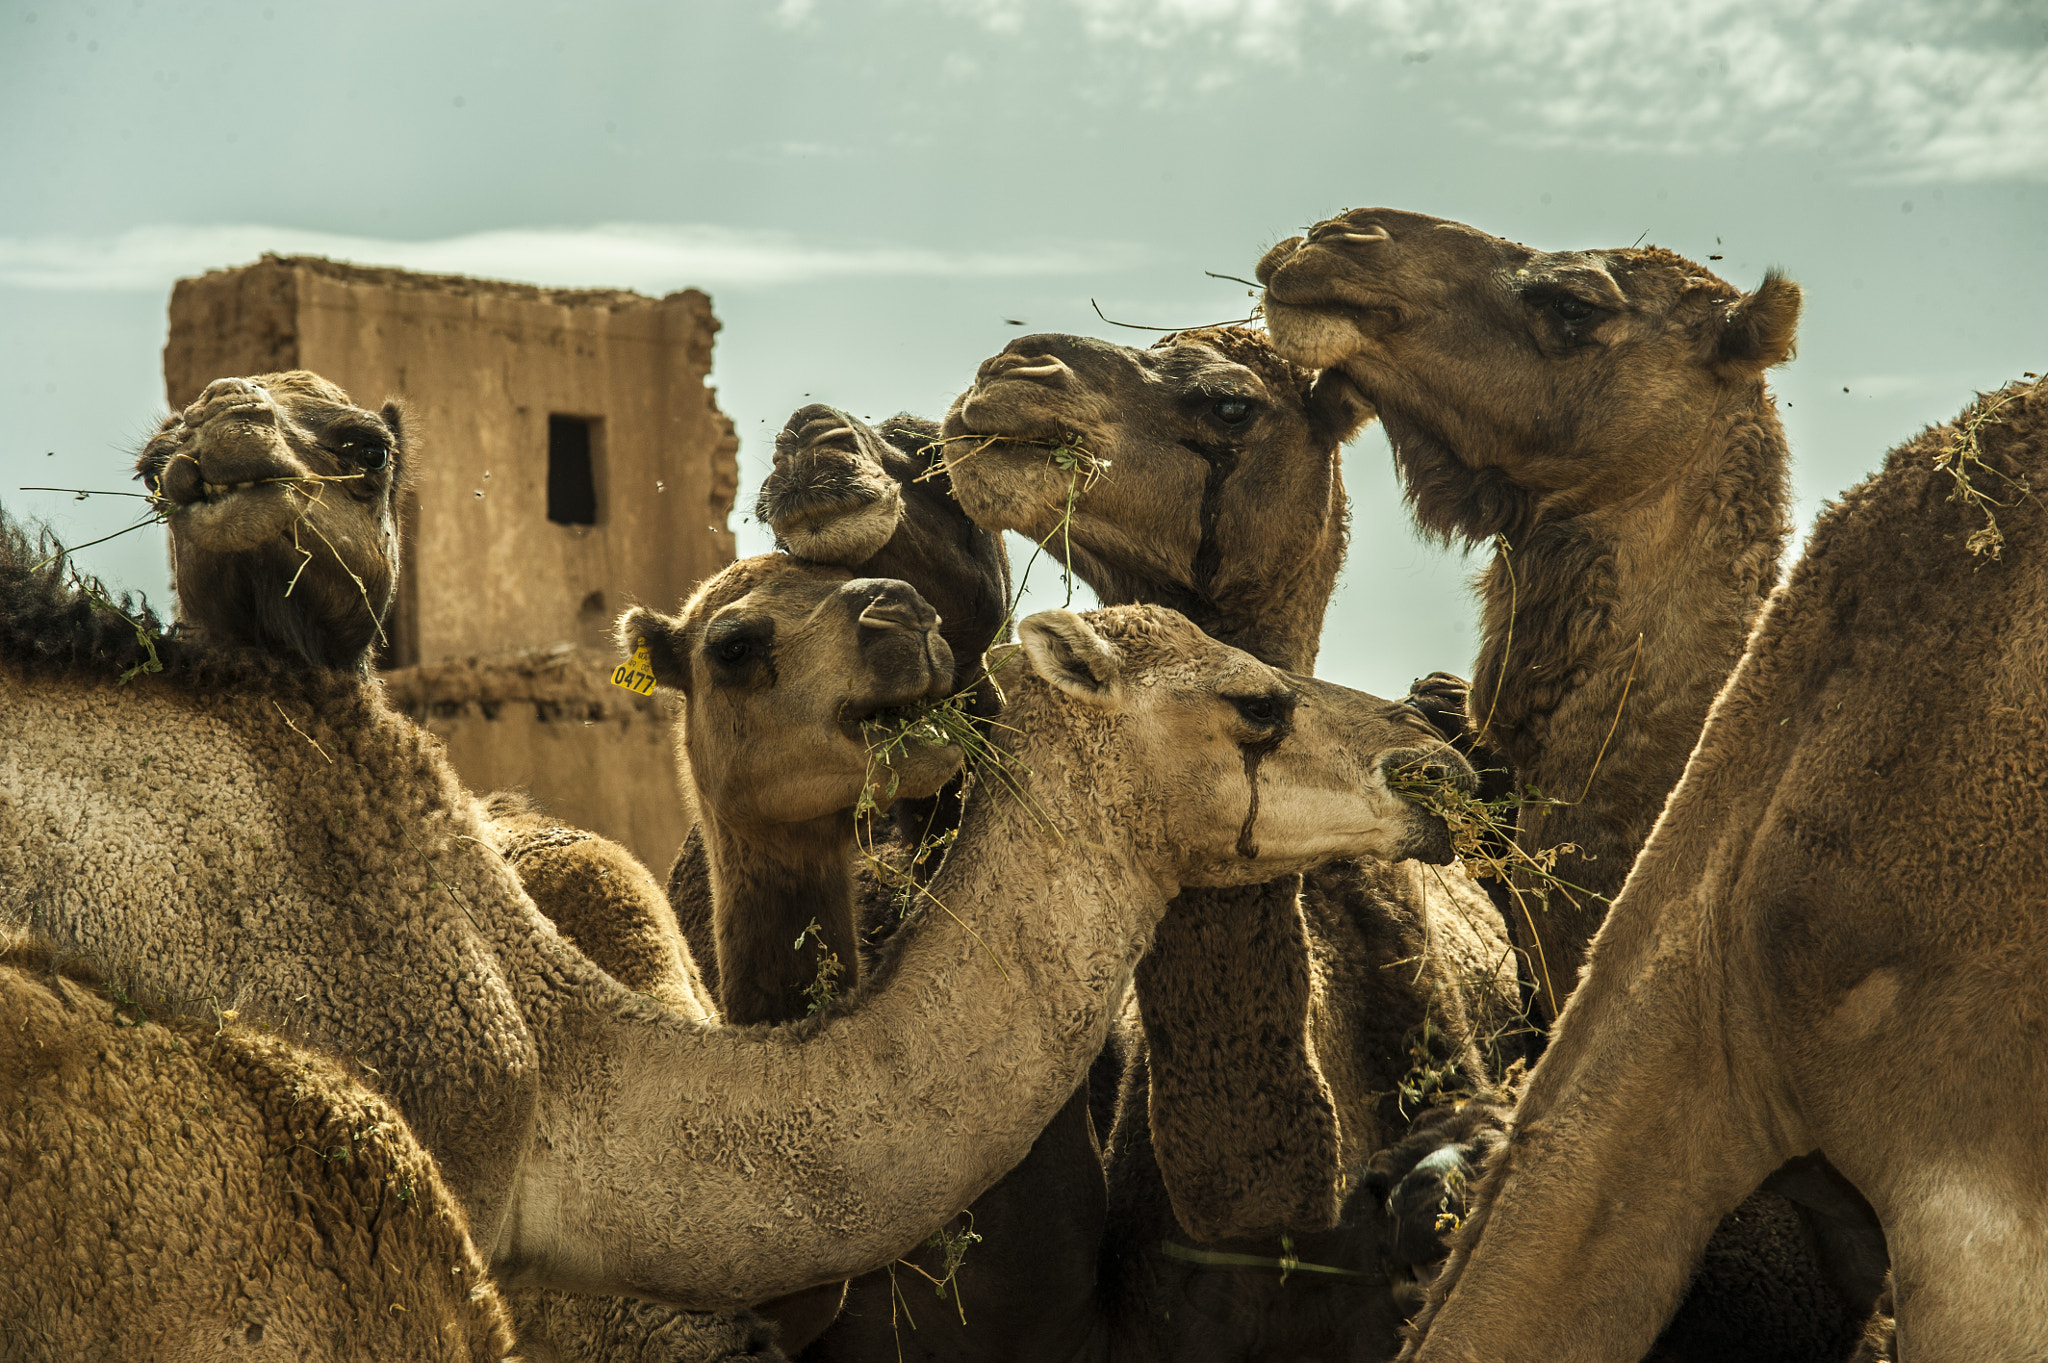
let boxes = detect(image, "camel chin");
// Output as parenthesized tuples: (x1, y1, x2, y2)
(168, 487, 303, 556)
(1261, 302, 1374, 371)
(777, 480, 903, 564)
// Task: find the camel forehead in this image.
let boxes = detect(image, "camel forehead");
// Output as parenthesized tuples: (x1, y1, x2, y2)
(685, 556, 853, 626)
(1084, 605, 1277, 686)
(1150, 328, 1313, 403)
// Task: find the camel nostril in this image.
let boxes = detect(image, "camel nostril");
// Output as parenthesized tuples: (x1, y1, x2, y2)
(1382, 751, 1477, 797)
(978, 350, 1071, 390)
(857, 599, 937, 635)
(846, 578, 940, 635)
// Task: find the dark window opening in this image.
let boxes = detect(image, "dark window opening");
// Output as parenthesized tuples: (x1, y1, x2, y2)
(547, 415, 599, 525)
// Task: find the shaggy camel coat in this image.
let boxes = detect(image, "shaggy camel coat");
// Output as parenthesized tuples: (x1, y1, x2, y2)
(1403, 381, 2047, 1363)
(0, 518, 1450, 1316)
(0, 930, 513, 1362)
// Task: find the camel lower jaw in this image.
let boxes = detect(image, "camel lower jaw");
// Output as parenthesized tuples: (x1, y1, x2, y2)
(774, 490, 902, 566)
(165, 483, 303, 556)
(1262, 301, 1381, 370)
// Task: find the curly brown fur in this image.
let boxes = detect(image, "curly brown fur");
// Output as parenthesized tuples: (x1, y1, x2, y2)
(1259, 211, 1799, 1020)
(1400, 378, 2048, 1362)
(939, 325, 1518, 1359)
(0, 515, 184, 679)
(0, 926, 515, 1362)
(480, 790, 711, 1018)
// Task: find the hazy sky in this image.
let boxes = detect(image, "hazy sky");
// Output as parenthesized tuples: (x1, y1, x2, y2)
(5, 0, 2043, 696)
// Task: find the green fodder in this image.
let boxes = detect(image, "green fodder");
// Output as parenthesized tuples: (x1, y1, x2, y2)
(1388, 763, 1613, 1043)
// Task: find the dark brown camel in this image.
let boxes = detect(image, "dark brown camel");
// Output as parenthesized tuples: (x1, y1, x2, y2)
(1259, 208, 1904, 1363)
(1258, 207, 1801, 1022)
(943, 325, 1519, 1362)
(1398, 379, 2045, 1361)
(738, 404, 1106, 1363)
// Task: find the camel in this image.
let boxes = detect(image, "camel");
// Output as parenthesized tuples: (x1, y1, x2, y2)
(941, 325, 1520, 1360)
(664, 402, 1012, 1020)
(0, 367, 1469, 1316)
(1257, 207, 1801, 1023)
(624, 553, 966, 1353)
(0, 924, 515, 1362)
(1255, 212, 1902, 1360)
(1393, 377, 2046, 1361)
(736, 405, 1109, 1363)
(480, 790, 713, 1020)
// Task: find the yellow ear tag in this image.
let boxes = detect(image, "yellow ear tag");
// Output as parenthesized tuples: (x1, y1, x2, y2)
(610, 642, 658, 697)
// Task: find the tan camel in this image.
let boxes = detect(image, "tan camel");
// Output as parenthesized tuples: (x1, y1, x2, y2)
(638, 557, 962, 1028)
(1396, 378, 2046, 1361)
(0, 924, 515, 1362)
(479, 791, 713, 1020)
(942, 325, 1519, 1361)
(1257, 208, 1801, 1022)
(0, 369, 1463, 1312)
(625, 554, 968, 1353)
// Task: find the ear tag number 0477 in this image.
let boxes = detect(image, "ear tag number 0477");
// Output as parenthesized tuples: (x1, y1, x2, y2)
(611, 643, 658, 697)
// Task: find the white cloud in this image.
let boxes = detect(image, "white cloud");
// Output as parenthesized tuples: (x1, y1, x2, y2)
(0, 223, 1140, 294)
(932, 0, 2048, 181)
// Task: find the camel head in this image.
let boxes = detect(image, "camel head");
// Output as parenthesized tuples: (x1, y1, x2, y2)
(1007, 606, 1471, 886)
(758, 403, 1010, 694)
(940, 329, 1372, 667)
(134, 371, 405, 672)
(1256, 208, 1802, 544)
(617, 555, 963, 834)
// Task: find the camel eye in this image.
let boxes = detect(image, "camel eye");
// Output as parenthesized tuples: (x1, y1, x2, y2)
(343, 439, 392, 471)
(716, 638, 753, 665)
(1230, 694, 1288, 727)
(1213, 397, 1253, 425)
(1551, 296, 1595, 324)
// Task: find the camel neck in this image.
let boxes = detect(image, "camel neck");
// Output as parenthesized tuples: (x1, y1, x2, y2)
(502, 690, 1173, 1305)
(703, 814, 860, 1026)
(1476, 391, 1790, 891)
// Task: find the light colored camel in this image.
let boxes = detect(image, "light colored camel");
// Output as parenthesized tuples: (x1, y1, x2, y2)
(942, 325, 1518, 1361)
(480, 791, 713, 1020)
(0, 923, 515, 1362)
(625, 552, 968, 1353)
(1257, 208, 1801, 1022)
(0, 368, 1463, 1312)
(1397, 377, 2046, 1361)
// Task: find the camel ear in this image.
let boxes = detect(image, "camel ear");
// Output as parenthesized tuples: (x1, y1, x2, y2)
(379, 399, 412, 481)
(1306, 367, 1376, 446)
(616, 606, 691, 693)
(1019, 610, 1123, 708)
(1716, 270, 1801, 375)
